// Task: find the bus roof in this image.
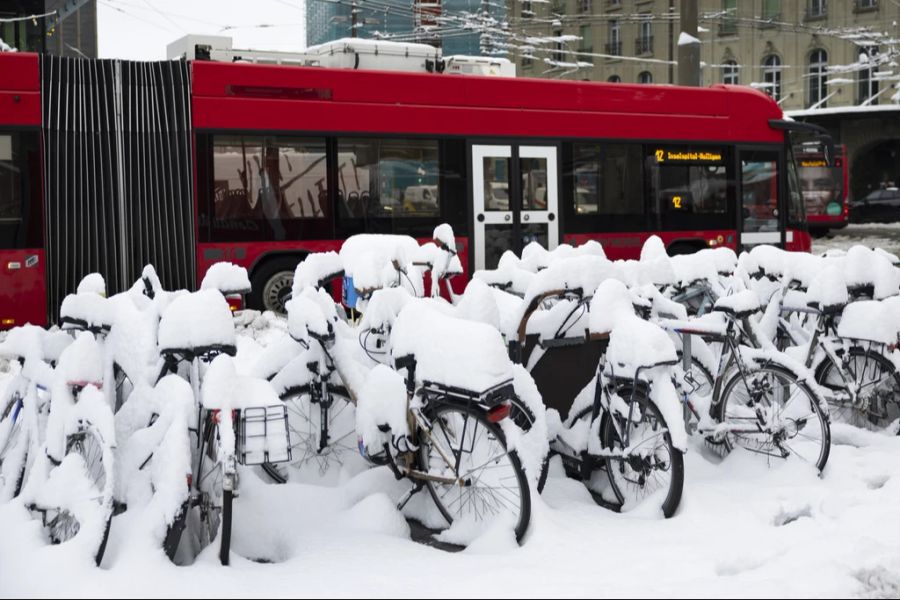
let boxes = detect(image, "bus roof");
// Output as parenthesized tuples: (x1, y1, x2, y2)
(0, 52, 786, 144)
(190, 59, 785, 143)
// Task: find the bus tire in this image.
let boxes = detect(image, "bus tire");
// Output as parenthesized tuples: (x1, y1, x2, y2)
(249, 255, 304, 314)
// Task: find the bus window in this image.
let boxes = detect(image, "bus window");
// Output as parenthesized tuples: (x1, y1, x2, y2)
(564, 143, 644, 232)
(337, 138, 440, 221)
(521, 156, 547, 210)
(648, 146, 732, 231)
(0, 131, 42, 249)
(208, 135, 329, 242)
(786, 145, 805, 225)
(741, 150, 780, 234)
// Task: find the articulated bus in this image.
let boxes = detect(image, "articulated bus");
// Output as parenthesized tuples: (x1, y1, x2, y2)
(0, 43, 824, 327)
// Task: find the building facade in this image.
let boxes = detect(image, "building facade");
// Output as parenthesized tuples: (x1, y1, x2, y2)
(306, 0, 506, 55)
(509, 0, 900, 201)
(0, 0, 97, 58)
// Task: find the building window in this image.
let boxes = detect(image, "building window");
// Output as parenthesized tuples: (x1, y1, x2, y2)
(720, 0, 738, 35)
(579, 0, 592, 13)
(723, 59, 739, 84)
(638, 71, 653, 84)
(858, 69, 878, 104)
(636, 15, 652, 54)
(553, 29, 564, 63)
(808, 49, 828, 108)
(806, 0, 827, 19)
(522, 1, 533, 18)
(607, 74, 621, 82)
(763, 54, 782, 101)
(762, 0, 780, 19)
(854, 0, 878, 12)
(579, 25, 593, 63)
(606, 20, 621, 56)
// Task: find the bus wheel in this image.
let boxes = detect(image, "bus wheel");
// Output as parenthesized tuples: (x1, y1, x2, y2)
(249, 257, 302, 314)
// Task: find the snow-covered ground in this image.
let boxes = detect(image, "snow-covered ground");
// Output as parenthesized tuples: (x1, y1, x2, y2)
(813, 223, 900, 258)
(2, 318, 900, 598)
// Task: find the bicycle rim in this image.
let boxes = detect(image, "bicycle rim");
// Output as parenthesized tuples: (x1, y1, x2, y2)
(718, 365, 830, 472)
(419, 404, 531, 543)
(601, 388, 684, 517)
(816, 348, 900, 430)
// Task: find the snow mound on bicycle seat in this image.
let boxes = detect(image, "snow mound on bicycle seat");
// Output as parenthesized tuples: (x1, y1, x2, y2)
(286, 288, 338, 343)
(433, 223, 456, 251)
(391, 302, 512, 392)
(806, 266, 848, 309)
(293, 251, 344, 296)
(846, 246, 900, 299)
(473, 261, 535, 298)
(202, 354, 280, 411)
(589, 279, 635, 333)
(713, 289, 761, 315)
(607, 315, 678, 375)
(0, 324, 47, 362)
(57, 332, 104, 387)
(76, 273, 106, 296)
(158, 290, 235, 351)
(200, 262, 251, 294)
(340, 234, 420, 293)
(356, 364, 409, 452)
(838, 300, 900, 345)
(454, 278, 500, 330)
(60, 292, 111, 331)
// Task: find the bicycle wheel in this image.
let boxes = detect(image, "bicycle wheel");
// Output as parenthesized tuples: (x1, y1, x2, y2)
(600, 383, 684, 518)
(715, 364, 830, 472)
(418, 402, 531, 544)
(507, 396, 549, 493)
(195, 415, 231, 565)
(0, 394, 27, 500)
(35, 427, 114, 565)
(261, 388, 360, 483)
(815, 346, 900, 430)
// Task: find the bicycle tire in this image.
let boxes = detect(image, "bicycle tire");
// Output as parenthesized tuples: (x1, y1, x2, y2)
(507, 396, 549, 493)
(814, 346, 900, 429)
(715, 364, 831, 472)
(600, 383, 684, 518)
(418, 402, 531, 544)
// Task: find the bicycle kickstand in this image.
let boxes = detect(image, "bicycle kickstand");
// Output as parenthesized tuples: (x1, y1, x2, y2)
(396, 480, 425, 511)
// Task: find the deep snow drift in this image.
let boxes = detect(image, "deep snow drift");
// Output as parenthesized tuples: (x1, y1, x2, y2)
(1, 315, 899, 598)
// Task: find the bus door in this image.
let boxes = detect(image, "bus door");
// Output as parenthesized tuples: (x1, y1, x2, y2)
(0, 130, 46, 329)
(738, 148, 786, 250)
(471, 144, 559, 271)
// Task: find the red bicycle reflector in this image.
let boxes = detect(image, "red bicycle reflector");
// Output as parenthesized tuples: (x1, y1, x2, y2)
(487, 402, 511, 423)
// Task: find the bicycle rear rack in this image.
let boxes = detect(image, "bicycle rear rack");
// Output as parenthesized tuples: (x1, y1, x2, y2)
(237, 405, 292, 466)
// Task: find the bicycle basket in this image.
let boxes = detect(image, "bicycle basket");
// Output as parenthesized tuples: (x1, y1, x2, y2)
(237, 405, 292, 465)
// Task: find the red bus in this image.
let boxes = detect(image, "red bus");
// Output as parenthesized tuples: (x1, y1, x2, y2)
(0, 48, 823, 327)
(795, 142, 849, 234)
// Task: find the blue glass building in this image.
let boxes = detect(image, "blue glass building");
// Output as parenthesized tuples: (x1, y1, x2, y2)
(305, 0, 506, 56)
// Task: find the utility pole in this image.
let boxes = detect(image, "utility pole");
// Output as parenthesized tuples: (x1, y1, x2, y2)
(667, 0, 674, 84)
(677, 0, 700, 86)
(350, 0, 358, 38)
